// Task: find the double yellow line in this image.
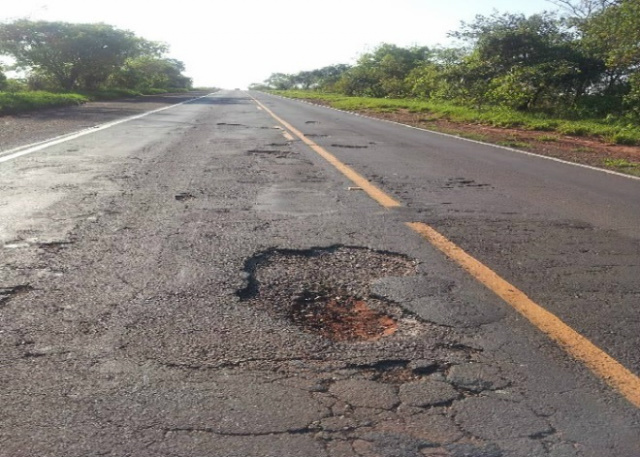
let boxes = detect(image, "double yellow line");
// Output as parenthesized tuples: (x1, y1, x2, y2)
(251, 95, 640, 409)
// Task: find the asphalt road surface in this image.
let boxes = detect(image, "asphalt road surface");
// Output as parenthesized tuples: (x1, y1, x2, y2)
(1, 90, 639, 457)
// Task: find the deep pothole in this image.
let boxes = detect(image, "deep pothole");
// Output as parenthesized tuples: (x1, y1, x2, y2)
(291, 290, 397, 342)
(238, 246, 418, 342)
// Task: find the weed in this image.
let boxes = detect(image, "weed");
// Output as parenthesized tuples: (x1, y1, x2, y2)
(603, 158, 640, 176)
(538, 135, 560, 142)
(611, 132, 640, 146)
(498, 140, 531, 149)
(603, 158, 639, 168)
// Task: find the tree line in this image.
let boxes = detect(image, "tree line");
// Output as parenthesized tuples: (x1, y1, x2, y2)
(0, 20, 192, 94)
(251, 0, 640, 119)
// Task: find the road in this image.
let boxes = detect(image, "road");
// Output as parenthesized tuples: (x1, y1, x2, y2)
(1, 90, 639, 457)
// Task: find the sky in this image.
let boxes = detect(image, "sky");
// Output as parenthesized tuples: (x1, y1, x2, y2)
(1, 0, 561, 89)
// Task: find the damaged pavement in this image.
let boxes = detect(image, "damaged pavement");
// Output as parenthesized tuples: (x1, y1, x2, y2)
(1, 91, 639, 456)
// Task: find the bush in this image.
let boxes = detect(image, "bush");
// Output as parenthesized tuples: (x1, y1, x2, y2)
(82, 88, 141, 100)
(3, 79, 28, 92)
(0, 91, 87, 115)
(557, 123, 590, 136)
(611, 132, 640, 146)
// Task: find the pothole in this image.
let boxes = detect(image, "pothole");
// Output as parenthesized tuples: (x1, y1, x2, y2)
(442, 178, 492, 189)
(0, 285, 34, 305)
(291, 291, 397, 342)
(216, 122, 246, 127)
(247, 149, 292, 158)
(331, 144, 369, 149)
(238, 246, 418, 342)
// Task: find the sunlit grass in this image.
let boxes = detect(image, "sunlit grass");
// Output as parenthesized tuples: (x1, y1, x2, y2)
(271, 90, 640, 146)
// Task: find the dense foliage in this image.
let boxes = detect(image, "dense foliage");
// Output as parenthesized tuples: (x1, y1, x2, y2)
(0, 20, 192, 94)
(254, 0, 640, 119)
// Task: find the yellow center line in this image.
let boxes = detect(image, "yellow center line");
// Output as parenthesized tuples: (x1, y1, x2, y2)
(407, 222, 640, 408)
(251, 96, 401, 209)
(250, 94, 640, 409)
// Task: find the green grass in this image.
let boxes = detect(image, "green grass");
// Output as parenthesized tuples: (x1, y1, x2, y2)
(0, 91, 88, 115)
(270, 90, 640, 146)
(498, 140, 531, 149)
(603, 158, 640, 176)
(538, 134, 560, 142)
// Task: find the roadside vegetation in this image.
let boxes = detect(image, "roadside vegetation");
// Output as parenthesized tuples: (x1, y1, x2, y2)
(251, 0, 640, 175)
(270, 90, 640, 146)
(0, 20, 193, 115)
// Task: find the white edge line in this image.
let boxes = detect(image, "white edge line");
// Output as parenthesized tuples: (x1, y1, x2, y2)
(0, 93, 216, 164)
(255, 91, 640, 182)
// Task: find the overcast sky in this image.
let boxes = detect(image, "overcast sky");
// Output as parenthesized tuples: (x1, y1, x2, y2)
(1, 0, 560, 89)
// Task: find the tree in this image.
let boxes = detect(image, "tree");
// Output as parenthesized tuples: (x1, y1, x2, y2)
(547, 0, 620, 21)
(335, 43, 431, 97)
(0, 20, 164, 91)
(0, 65, 6, 91)
(450, 12, 604, 111)
(110, 57, 192, 90)
(264, 72, 295, 90)
(582, 0, 640, 113)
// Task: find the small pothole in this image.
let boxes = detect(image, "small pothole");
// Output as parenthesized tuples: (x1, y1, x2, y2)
(331, 144, 369, 149)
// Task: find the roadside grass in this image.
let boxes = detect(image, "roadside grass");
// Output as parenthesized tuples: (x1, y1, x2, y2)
(271, 90, 640, 146)
(497, 139, 531, 149)
(603, 158, 640, 176)
(0, 91, 88, 115)
(539, 134, 560, 142)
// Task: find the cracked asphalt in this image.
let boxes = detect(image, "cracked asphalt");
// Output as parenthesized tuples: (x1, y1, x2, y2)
(1, 91, 639, 456)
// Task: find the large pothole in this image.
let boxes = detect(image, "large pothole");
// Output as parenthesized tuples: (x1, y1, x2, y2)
(238, 246, 418, 342)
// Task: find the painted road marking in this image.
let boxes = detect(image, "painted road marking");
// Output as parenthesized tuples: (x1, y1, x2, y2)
(251, 94, 640, 409)
(251, 96, 401, 209)
(407, 222, 640, 408)
(0, 93, 215, 164)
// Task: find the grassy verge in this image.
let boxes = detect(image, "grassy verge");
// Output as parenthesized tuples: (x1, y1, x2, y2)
(270, 90, 640, 146)
(603, 158, 640, 177)
(0, 91, 88, 115)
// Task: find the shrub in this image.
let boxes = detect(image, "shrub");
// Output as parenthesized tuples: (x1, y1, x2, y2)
(0, 91, 87, 115)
